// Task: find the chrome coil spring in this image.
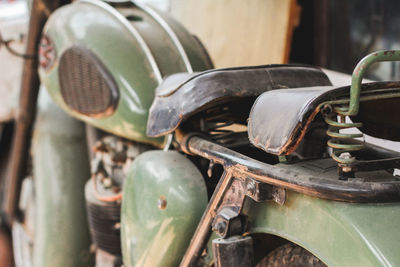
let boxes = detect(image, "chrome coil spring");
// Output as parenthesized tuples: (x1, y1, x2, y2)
(324, 107, 364, 165)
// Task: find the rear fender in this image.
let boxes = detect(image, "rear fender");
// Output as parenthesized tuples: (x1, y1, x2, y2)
(244, 190, 400, 267)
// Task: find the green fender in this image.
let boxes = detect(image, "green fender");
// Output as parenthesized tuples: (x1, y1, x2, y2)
(121, 151, 208, 267)
(31, 89, 93, 267)
(244, 190, 400, 267)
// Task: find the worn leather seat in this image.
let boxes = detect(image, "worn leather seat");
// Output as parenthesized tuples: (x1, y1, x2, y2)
(248, 81, 400, 156)
(147, 65, 332, 137)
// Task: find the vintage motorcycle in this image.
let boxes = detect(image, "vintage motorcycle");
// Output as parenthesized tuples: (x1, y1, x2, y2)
(1, 0, 400, 266)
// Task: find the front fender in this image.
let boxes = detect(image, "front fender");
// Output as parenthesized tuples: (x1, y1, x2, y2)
(31, 89, 93, 267)
(244, 190, 400, 267)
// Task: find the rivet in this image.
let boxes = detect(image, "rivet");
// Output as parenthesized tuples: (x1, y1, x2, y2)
(158, 195, 167, 210)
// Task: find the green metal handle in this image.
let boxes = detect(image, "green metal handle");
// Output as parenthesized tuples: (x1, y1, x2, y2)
(342, 50, 400, 116)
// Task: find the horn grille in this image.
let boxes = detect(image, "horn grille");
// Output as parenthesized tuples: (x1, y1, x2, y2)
(59, 46, 119, 117)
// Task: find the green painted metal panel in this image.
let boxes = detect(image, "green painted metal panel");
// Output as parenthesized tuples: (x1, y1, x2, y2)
(244, 190, 400, 267)
(38, 1, 212, 146)
(31, 89, 94, 267)
(121, 151, 208, 267)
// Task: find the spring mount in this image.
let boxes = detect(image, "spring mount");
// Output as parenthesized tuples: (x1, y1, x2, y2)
(200, 105, 248, 147)
(323, 50, 400, 176)
(323, 105, 364, 173)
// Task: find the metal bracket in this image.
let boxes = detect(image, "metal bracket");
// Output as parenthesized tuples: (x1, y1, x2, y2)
(245, 178, 286, 205)
(212, 236, 254, 267)
(210, 178, 285, 239)
(211, 206, 247, 238)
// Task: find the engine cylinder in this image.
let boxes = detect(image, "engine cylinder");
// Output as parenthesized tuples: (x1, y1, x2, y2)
(85, 180, 121, 256)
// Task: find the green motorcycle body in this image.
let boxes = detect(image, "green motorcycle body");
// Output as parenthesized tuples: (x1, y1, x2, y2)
(246, 191, 400, 267)
(38, 0, 212, 146)
(122, 155, 400, 267)
(32, 1, 400, 267)
(31, 89, 94, 267)
(121, 151, 208, 267)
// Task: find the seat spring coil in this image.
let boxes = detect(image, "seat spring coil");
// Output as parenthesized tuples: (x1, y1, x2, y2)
(324, 111, 364, 165)
(206, 112, 236, 143)
(201, 106, 245, 146)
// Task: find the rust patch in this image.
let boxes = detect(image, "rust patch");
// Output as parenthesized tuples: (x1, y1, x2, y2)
(0, 229, 13, 267)
(263, 139, 271, 151)
(384, 50, 396, 56)
(234, 164, 249, 172)
(253, 135, 259, 145)
(158, 195, 167, 210)
(219, 178, 246, 208)
(278, 106, 322, 155)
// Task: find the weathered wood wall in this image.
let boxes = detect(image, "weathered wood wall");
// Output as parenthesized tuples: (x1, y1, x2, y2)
(169, 0, 300, 68)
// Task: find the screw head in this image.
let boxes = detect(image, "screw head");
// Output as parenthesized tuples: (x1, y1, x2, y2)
(213, 221, 226, 236)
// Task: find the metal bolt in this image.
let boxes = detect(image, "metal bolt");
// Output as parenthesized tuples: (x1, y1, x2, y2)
(339, 152, 352, 159)
(207, 160, 215, 178)
(247, 181, 256, 196)
(321, 104, 333, 116)
(213, 221, 226, 236)
(339, 153, 353, 173)
(102, 177, 112, 188)
(341, 166, 353, 173)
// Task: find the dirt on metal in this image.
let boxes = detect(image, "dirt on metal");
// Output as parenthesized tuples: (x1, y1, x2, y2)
(0, 228, 14, 267)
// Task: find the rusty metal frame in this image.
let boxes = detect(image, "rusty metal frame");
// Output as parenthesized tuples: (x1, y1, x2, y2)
(179, 135, 400, 266)
(2, 0, 71, 225)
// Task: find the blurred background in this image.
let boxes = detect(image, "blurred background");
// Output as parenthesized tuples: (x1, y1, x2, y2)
(146, 0, 400, 83)
(3, 0, 400, 83)
(0, 0, 28, 122)
(0, 0, 400, 265)
(1, 0, 400, 144)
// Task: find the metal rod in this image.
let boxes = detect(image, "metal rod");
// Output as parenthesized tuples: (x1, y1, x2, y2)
(2, 0, 69, 224)
(347, 50, 400, 116)
(180, 171, 234, 267)
(185, 136, 400, 203)
(180, 135, 400, 267)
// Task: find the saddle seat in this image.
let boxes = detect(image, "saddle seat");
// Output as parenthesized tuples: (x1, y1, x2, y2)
(147, 65, 332, 137)
(248, 81, 400, 156)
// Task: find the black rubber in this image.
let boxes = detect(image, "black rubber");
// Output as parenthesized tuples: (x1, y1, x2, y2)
(257, 243, 327, 267)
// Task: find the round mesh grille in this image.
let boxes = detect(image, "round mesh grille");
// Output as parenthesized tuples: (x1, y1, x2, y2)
(59, 46, 119, 117)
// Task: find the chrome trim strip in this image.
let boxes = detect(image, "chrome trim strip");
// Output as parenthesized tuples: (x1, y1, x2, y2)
(81, 0, 163, 84)
(134, 1, 194, 73)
